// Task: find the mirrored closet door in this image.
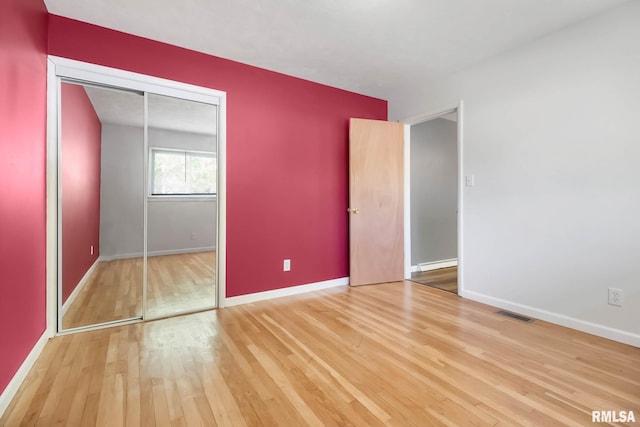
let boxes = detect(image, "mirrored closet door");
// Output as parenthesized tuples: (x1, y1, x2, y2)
(59, 81, 144, 330)
(146, 93, 218, 319)
(55, 63, 221, 333)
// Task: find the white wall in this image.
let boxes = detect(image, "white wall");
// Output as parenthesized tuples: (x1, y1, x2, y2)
(391, 2, 640, 346)
(100, 124, 217, 259)
(410, 118, 457, 265)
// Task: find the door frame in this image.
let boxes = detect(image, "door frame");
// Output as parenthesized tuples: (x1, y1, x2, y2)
(45, 56, 228, 336)
(402, 101, 464, 294)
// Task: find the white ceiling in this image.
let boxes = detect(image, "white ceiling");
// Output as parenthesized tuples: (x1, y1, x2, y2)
(47, 0, 627, 103)
(82, 85, 217, 135)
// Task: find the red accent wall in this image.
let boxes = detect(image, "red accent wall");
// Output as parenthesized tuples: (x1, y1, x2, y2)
(60, 83, 101, 303)
(0, 0, 48, 395)
(48, 16, 387, 297)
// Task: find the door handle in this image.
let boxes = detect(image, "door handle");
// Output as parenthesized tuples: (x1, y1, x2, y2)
(347, 208, 360, 214)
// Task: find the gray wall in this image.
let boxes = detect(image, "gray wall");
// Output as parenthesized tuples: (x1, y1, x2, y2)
(99, 124, 144, 258)
(99, 124, 217, 259)
(410, 118, 457, 265)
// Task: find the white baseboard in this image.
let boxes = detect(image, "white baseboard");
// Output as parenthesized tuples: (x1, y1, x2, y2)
(0, 331, 49, 418)
(61, 258, 100, 316)
(100, 246, 216, 261)
(148, 246, 216, 258)
(417, 258, 458, 272)
(222, 277, 348, 308)
(460, 289, 640, 348)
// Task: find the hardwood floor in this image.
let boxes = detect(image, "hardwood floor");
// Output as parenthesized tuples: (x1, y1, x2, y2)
(63, 252, 216, 329)
(3, 281, 638, 426)
(411, 266, 458, 293)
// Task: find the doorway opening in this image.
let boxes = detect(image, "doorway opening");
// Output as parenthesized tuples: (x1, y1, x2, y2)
(403, 104, 463, 295)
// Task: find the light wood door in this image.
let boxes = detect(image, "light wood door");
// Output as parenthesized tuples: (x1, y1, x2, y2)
(349, 118, 404, 286)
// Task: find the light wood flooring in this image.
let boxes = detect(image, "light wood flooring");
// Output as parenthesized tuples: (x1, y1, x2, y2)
(411, 266, 458, 294)
(63, 252, 215, 329)
(4, 281, 638, 426)
(63, 258, 143, 329)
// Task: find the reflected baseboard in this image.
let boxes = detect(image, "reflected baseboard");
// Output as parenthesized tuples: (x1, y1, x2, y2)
(61, 257, 101, 316)
(100, 246, 216, 261)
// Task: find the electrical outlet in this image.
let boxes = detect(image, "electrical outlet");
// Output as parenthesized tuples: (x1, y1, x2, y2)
(190, 232, 196, 240)
(465, 174, 475, 187)
(283, 259, 291, 272)
(608, 288, 623, 307)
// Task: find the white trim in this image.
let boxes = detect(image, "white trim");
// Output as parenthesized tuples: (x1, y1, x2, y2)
(402, 101, 464, 296)
(460, 290, 640, 348)
(61, 258, 100, 315)
(59, 318, 143, 336)
(46, 58, 59, 338)
(216, 94, 227, 309)
(457, 101, 465, 295)
(411, 258, 458, 273)
(417, 258, 458, 272)
(403, 124, 412, 280)
(56, 65, 64, 333)
(142, 92, 149, 319)
(99, 247, 216, 261)
(50, 56, 226, 103)
(403, 107, 457, 126)
(223, 277, 348, 307)
(0, 332, 49, 418)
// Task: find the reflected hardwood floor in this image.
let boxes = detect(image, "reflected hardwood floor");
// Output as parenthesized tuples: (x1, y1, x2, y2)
(63, 258, 144, 329)
(5, 281, 639, 426)
(411, 266, 458, 293)
(146, 251, 216, 318)
(63, 252, 216, 329)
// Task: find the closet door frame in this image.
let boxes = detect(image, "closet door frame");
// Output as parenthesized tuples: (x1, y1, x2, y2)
(46, 56, 227, 335)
